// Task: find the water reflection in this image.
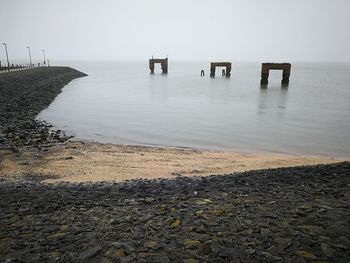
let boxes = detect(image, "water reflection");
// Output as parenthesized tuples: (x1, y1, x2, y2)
(208, 77, 232, 104)
(257, 85, 289, 116)
(148, 74, 169, 102)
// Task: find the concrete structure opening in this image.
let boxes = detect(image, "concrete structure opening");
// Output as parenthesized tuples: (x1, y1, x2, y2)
(210, 62, 231, 78)
(149, 58, 168, 74)
(260, 63, 291, 85)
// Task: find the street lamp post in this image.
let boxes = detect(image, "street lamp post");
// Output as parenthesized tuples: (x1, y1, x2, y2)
(2, 43, 10, 72)
(27, 46, 32, 67)
(42, 49, 46, 66)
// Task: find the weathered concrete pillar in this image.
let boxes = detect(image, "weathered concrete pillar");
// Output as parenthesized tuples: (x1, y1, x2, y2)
(149, 58, 168, 74)
(226, 65, 231, 77)
(282, 69, 290, 85)
(260, 63, 291, 85)
(260, 63, 269, 85)
(210, 66, 215, 77)
(149, 60, 155, 74)
(161, 58, 168, 74)
(210, 62, 232, 78)
(260, 74, 269, 85)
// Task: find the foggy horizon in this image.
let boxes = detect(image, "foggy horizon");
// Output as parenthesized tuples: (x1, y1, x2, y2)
(1, 0, 350, 63)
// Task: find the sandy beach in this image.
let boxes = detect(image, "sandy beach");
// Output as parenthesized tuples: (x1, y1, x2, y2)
(0, 140, 341, 183)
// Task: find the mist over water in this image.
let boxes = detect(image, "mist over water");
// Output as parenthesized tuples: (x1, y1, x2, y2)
(38, 61, 350, 157)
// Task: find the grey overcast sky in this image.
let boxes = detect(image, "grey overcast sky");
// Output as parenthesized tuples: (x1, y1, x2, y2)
(1, 0, 350, 62)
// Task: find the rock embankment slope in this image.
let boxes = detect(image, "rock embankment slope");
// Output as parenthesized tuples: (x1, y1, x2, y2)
(0, 67, 86, 151)
(0, 162, 349, 262)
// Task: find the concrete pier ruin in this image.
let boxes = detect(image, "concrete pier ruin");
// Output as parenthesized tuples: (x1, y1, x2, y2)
(210, 62, 231, 77)
(149, 58, 168, 74)
(260, 63, 291, 85)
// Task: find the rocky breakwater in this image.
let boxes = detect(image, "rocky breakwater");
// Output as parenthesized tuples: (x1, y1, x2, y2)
(0, 162, 349, 262)
(0, 67, 86, 152)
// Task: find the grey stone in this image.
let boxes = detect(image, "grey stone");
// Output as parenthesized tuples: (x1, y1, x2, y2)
(218, 247, 240, 258)
(79, 246, 101, 260)
(321, 243, 335, 258)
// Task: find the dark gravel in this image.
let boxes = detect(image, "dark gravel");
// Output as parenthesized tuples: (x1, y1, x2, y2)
(0, 162, 349, 262)
(0, 67, 86, 152)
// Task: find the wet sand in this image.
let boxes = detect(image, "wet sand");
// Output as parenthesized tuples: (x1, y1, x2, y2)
(0, 140, 342, 183)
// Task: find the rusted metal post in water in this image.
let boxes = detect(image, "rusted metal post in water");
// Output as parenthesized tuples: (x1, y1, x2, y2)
(210, 62, 231, 78)
(149, 57, 168, 74)
(260, 63, 291, 85)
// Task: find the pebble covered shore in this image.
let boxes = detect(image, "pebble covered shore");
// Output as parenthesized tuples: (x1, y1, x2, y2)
(0, 67, 86, 152)
(0, 162, 349, 262)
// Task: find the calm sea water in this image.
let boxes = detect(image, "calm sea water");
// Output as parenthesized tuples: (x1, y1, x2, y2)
(38, 61, 350, 157)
